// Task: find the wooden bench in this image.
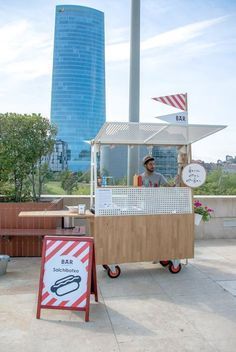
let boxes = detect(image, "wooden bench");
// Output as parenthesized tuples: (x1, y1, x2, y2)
(0, 227, 85, 257)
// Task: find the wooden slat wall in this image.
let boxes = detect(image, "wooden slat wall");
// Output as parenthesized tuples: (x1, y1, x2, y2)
(0, 236, 43, 256)
(0, 199, 63, 229)
(94, 214, 194, 264)
(0, 199, 63, 256)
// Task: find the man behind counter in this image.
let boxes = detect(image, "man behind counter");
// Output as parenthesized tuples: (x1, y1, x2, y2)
(141, 155, 176, 264)
(141, 155, 172, 187)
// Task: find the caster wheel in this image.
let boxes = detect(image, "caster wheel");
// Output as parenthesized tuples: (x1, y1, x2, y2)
(107, 265, 121, 279)
(102, 264, 109, 270)
(159, 260, 170, 267)
(169, 262, 182, 274)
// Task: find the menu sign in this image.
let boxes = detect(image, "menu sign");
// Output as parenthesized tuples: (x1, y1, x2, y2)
(36, 236, 98, 322)
(95, 188, 113, 210)
(181, 163, 206, 188)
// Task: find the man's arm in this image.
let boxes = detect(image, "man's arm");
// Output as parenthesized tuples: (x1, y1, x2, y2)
(159, 174, 178, 187)
(159, 174, 169, 186)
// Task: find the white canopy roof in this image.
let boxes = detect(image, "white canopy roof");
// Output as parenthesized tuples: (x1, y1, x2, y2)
(93, 122, 226, 146)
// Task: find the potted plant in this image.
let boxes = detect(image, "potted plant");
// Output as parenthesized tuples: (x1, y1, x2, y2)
(194, 200, 214, 225)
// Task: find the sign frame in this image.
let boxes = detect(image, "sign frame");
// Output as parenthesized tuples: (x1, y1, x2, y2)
(36, 236, 98, 322)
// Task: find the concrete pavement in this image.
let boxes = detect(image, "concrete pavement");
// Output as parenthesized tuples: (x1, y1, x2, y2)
(1, 239, 236, 352)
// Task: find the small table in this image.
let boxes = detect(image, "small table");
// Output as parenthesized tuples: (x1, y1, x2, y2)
(19, 210, 94, 235)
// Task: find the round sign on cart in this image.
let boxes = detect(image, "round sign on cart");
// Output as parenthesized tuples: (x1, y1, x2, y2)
(181, 163, 206, 188)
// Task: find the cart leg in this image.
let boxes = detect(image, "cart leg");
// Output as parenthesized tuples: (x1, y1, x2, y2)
(172, 259, 180, 268)
(109, 265, 117, 272)
(169, 259, 182, 274)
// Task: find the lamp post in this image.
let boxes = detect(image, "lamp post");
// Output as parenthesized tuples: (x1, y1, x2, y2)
(127, 0, 140, 185)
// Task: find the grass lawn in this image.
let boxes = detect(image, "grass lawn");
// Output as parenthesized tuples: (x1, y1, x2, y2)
(42, 181, 90, 195)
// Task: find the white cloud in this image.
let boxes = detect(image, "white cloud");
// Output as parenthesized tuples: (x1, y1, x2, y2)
(141, 16, 226, 50)
(0, 19, 52, 80)
(0, 15, 227, 79)
(106, 16, 228, 62)
(106, 26, 129, 44)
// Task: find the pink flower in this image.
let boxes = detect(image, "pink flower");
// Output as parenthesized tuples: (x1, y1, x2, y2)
(194, 200, 214, 222)
(194, 200, 202, 207)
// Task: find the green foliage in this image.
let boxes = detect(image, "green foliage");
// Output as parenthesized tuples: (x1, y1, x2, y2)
(101, 168, 109, 177)
(60, 171, 78, 195)
(194, 168, 236, 195)
(114, 176, 127, 186)
(0, 113, 57, 201)
(43, 181, 90, 195)
(76, 183, 90, 195)
(77, 169, 90, 183)
(43, 181, 66, 195)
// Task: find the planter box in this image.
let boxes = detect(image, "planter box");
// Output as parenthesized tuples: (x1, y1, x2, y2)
(0, 199, 63, 256)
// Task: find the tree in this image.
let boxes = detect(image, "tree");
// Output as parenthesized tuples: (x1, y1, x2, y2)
(194, 168, 236, 195)
(26, 114, 57, 200)
(0, 113, 57, 201)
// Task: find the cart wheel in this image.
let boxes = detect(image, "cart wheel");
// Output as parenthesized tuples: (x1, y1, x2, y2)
(169, 262, 182, 274)
(102, 264, 109, 270)
(107, 265, 121, 279)
(159, 260, 170, 267)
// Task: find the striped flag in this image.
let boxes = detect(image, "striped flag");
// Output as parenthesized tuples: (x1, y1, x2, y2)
(152, 93, 187, 111)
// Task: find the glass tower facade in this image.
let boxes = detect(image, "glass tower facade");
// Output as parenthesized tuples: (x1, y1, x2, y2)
(152, 146, 178, 179)
(51, 5, 105, 171)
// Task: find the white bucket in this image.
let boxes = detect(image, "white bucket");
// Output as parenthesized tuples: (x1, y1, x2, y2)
(0, 255, 10, 276)
(194, 213, 202, 226)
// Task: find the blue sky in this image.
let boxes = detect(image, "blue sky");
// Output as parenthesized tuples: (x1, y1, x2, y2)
(0, 0, 235, 162)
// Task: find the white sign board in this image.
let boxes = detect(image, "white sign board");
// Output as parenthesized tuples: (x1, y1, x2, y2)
(155, 111, 188, 124)
(95, 188, 113, 210)
(37, 237, 98, 322)
(181, 163, 206, 188)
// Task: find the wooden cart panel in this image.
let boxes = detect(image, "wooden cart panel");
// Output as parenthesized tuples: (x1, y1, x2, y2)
(94, 214, 194, 264)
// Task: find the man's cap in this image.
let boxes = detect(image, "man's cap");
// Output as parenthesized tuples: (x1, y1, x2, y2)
(143, 155, 155, 165)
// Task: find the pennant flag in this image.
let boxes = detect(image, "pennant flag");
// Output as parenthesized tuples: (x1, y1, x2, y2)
(155, 111, 188, 125)
(152, 94, 187, 111)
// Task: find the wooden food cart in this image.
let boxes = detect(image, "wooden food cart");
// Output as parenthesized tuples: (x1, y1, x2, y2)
(90, 122, 225, 277)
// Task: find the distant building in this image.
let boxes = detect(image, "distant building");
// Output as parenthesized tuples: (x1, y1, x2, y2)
(99, 146, 148, 184)
(100, 145, 127, 182)
(51, 5, 105, 172)
(40, 139, 68, 172)
(202, 162, 217, 172)
(99, 146, 179, 182)
(226, 155, 233, 163)
(152, 146, 178, 179)
(223, 163, 236, 174)
(49, 140, 69, 172)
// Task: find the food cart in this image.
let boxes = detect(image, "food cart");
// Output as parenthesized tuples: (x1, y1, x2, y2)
(90, 122, 226, 277)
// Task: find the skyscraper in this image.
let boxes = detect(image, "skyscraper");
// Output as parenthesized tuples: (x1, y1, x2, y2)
(51, 5, 105, 171)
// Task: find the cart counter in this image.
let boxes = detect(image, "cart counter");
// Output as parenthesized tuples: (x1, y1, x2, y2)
(93, 187, 194, 265)
(95, 187, 193, 216)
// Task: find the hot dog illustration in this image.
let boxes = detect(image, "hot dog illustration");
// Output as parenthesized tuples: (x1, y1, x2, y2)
(50, 275, 81, 296)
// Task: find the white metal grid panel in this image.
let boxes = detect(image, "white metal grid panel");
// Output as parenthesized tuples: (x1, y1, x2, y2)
(93, 122, 226, 146)
(95, 187, 192, 216)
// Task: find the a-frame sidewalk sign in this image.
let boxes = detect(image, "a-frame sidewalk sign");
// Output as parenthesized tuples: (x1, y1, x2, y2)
(36, 236, 98, 322)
